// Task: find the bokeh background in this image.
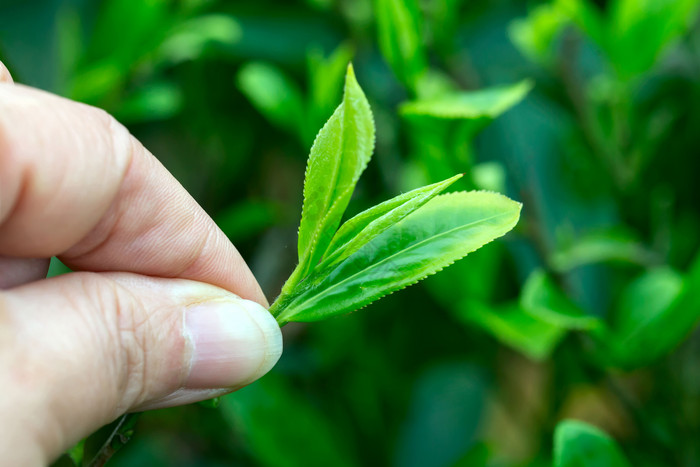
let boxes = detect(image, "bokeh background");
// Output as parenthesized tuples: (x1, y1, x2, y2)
(2, 0, 700, 465)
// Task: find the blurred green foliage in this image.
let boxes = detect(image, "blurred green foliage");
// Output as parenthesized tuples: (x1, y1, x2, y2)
(3, 0, 700, 465)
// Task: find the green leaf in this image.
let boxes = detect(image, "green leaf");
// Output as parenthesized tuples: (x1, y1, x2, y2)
(157, 14, 241, 64)
(554, 420, 631, 467)
(276, 191, 521, 324)
(606, 0, 700, 78)
(509, 4, 569, 65)
(319, 173, 463, 270)
(602, 260, 700, 369)
(375, 0, 428, 93)
(295, 64, 375, 279)
(236, 62, 305, 135)
(399, 80, 533, 120)
(458, 301, 567, 361)
(521, 270, 602, 331)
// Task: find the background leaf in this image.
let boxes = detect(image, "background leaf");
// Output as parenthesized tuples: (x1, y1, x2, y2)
(554, 420, 631, 467)
(374, 0, 427, 93)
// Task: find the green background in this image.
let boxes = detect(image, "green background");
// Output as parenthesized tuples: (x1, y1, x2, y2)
(2, 0, 700, 465)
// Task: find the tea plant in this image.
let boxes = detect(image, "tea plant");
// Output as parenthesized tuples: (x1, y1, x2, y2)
(268, 64, 521, 325)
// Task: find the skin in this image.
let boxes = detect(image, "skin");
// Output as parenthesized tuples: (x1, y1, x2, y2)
(0, 60, 283, 465)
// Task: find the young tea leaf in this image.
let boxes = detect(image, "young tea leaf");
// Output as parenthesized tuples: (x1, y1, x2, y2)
(295, 63, 375, 280)
(275, 191, 521, 324)
(319, 173, 463, 270)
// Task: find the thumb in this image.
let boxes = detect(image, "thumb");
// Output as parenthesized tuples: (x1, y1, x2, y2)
(0, 272, 282, 465)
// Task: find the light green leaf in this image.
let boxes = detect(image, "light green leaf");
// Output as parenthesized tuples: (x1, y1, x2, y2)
(554, 420, 631, 467)
(319, 173, 463, 270)
(237, 62, 305, 135)
(521, 270, 602, 331)
(296, 64, 375, 278)
(157, 14, 241, 64)
(458, 301, 567, 361)
(375, 0, 427, 93)
(276, 191, 521, 324)
(509, 4, 569, 65)
(400, 80, 533, 120)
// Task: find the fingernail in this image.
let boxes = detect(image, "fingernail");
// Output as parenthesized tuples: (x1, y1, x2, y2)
(184, 298, 282, 389)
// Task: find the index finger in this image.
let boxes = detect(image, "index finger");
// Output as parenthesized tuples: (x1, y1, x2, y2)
(0, 81, 267, 306)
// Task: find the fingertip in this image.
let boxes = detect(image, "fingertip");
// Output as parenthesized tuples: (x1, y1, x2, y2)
(0, 61, 14, 84)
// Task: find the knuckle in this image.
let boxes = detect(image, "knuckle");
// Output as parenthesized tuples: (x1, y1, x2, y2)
(72, 273, 151, 414)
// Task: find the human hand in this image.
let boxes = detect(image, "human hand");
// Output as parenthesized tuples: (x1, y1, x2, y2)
(0, 61, 282, 465)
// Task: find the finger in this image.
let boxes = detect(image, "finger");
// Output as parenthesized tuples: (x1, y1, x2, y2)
(0, 272, 283, 465)
(0, 256, 49, 289)
(0, 84, 267, 305)
(0, 60, 13, 84)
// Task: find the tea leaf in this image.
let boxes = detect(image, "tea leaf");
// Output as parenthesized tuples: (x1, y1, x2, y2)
(603, 259, 700, 369)
(319, 173, 463, 269)
(521, 270, 602, 331)
(276, 191, 521, 324)
(375, 0, 427, 93)
(296, 63, 375, 278)
(399, 80, 532, 120)
(458, 300, 567, 361)
(237, 62, 305, 135)
(554, 420, 631, 467)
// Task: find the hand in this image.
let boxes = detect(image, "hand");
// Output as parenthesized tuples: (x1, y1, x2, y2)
(0, 61, 282, 465)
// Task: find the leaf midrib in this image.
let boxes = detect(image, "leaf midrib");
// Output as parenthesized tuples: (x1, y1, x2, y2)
(290, 210, 513, 313)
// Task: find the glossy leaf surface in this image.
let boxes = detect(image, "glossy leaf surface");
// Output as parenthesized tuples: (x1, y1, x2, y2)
(296, 64, 375, 276)
(277, 191, 521, 324)
(320, 173, 463, 269)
